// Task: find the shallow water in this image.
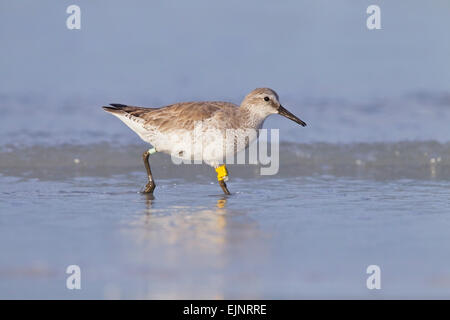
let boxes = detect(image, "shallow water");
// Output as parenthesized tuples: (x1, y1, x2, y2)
(1, 162, 450, 299)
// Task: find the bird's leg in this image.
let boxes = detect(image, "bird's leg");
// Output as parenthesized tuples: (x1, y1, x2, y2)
(216, 164, 231, 195)
(219, 180, 230, 195)
(142, 148, 157, 194)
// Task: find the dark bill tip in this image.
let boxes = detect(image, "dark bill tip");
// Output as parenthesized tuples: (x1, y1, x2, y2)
(278, 105, 307, 127)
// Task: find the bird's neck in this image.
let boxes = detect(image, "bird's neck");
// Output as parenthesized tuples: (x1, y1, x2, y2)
(238, 105, 269, 129)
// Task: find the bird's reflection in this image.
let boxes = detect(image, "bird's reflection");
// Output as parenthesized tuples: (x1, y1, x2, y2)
(214, 196, 228, 230)
(143, 193, 154, 213)
(142, 193, 229, 219)
(216, 197, 227, 209)
(133, 193, 237, 248)
(120, 193, 264, 299)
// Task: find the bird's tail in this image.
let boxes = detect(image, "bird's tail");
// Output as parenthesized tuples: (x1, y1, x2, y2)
(102, 103, 132, 115)
(101, 104, 151, 139)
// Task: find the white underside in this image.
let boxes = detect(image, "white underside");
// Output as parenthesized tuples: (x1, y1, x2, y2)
(112, 113, 262, 167)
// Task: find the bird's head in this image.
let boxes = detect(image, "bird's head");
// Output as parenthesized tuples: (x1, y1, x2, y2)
(241, 88, 306, 127)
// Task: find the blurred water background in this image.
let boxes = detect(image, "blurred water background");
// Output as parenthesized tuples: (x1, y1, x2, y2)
(1, 0, 450, 299)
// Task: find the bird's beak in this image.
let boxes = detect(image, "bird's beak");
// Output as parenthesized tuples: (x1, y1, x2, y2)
(278, 105, 307, 127)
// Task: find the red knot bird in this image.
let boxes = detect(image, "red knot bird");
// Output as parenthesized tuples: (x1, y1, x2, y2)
(102, 88, 306, 195)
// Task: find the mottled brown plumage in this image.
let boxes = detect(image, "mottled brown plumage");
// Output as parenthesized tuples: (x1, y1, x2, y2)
(105, 101, 244, 133)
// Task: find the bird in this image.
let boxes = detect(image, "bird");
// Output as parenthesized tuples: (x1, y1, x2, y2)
(102, 88, 306, 195)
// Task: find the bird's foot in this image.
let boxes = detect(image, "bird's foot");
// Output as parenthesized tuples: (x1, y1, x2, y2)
(142, 181, 156, 194)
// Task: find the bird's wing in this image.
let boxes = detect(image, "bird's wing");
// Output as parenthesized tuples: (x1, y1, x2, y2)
(103, 101, 240, 133)
(143, 101, 240, 131)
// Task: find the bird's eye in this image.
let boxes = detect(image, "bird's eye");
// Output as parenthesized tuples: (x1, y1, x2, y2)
(264, 96, 270, 102)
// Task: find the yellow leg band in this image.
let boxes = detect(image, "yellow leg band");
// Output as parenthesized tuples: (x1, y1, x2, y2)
(216, 165, 229, 182)
(148, 147, 157, 155)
